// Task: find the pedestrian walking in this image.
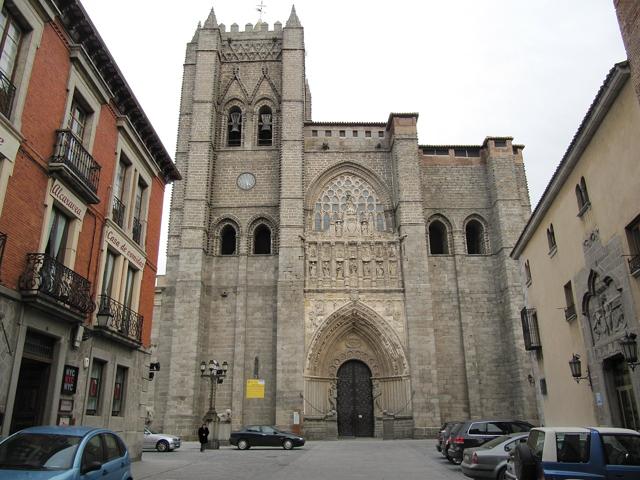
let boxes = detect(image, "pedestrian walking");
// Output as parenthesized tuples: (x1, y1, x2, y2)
(198, 423, 209, 452)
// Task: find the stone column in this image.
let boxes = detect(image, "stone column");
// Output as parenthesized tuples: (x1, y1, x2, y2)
(485, 138, 538, 422)
(275, 7, 306, 430)
(161, 12, 222, 435)
(389, 114, 441, 436)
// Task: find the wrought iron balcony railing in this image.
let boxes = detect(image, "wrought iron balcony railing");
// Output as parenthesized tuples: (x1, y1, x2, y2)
(112, 196, 126, 228)
(50, 130, 101, 202)
(520, 307, 542, 351)
(629, 254, 640, 277)
(564, 304, 577, 321)
(19, 253, 94, 314)
(132, 217, 142, 245)
(96, 295, 143, 343)
(0, 70, 16, 118)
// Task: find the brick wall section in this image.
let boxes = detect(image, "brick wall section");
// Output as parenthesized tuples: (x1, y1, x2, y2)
(0, 149, 49, 287)
(615, 0, 640, 104)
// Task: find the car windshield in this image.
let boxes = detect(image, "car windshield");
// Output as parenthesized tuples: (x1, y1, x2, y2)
(481, 434, 514, 449)
(0, 433, 82, 470)
(602, 434, 640, 466)
(146, 428, 158, 434)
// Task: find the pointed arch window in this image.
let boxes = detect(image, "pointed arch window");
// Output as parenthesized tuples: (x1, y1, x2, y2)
(227, 106, 242, 147)
(428, 220, 449, 255)
(257, 105, 272, 146)
(465, 219, 486, 255)
(253, 224, 271, 254)
(576, 177, 591, 215)
(547, 223, 557, 253)
(220, 224, 237, 255)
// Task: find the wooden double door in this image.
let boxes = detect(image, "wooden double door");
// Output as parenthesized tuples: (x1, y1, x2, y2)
(337, 360, 374, 437)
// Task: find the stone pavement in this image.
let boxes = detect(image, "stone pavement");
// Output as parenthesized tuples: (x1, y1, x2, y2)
(133, 439, 465, 480)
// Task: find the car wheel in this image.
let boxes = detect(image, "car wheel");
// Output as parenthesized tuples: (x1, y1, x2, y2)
(283, 439, 294, 450)
(238, 439, 249, 450)
(156, 440, 169, 453)
(497, 467, 507, 480)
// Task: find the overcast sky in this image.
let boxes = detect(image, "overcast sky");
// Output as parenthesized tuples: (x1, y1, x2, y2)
(81, 0, 626, 274)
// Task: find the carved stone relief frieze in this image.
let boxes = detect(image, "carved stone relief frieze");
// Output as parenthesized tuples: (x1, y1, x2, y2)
(221, 39, 283, 62)
(304, 240, 402, 289)
(586, 273, 627, 345)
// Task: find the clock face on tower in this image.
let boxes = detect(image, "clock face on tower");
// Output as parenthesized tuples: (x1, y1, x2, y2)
(237, 173, 256, 190)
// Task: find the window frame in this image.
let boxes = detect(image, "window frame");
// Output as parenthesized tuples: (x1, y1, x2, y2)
(111, 365, 127, 417)
(547, 223, 557, 255)
(86, 358, 106, 416)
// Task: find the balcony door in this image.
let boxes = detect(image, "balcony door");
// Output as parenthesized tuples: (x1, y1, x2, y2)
(45, 207, 70, 263)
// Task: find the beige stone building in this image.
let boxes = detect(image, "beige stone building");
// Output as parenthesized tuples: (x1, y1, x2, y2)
(511, 60, 640, 428)
(151, 7, 538, 440)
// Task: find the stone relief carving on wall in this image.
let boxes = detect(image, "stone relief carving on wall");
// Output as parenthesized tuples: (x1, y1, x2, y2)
(585, 272, 626, 344)
(306, 302, 409, 377)
(304, 241, 402, 289)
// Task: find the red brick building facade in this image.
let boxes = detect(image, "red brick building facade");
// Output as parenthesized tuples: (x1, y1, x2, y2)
(0, 0, 179, 457)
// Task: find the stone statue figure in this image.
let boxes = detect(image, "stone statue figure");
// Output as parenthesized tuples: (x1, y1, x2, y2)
(309, 261, 317, 277)
(389, 261, 397, 276)
(376, 261, 384, 278)
(336, 261, 344, 279)
(363, 261, 371, 277)
(344, 194, 356, 214)
(322, 261, 330, 277)
(349, 261, 358, 276)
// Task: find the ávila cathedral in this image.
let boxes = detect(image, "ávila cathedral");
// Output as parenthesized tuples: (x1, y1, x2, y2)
(151, 6, 538, 439)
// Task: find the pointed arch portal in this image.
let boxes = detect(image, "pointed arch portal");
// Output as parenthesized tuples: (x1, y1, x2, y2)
(303, 302, 412, 426)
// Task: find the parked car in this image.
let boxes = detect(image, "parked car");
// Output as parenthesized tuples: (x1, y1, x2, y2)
(230, 425, 305, 450)
(0, 425, 131, 480)
(461, 432, 528, 480)
(507, 426, 640, 480)
(143, 426, 181, 452)
(448, 419, 534, 465)
(443, 422, 466, 461)
(437, 421, 461, 453)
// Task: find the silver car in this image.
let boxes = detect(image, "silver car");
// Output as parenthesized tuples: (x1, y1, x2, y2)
(143, 427, 181, 452)
(461, 433, 528, 480)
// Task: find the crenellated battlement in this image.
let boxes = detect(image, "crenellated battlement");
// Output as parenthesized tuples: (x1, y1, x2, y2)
(219, 20, 283, 36)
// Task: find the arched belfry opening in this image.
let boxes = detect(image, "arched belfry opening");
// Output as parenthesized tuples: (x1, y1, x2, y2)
(337, 360, 374, 437)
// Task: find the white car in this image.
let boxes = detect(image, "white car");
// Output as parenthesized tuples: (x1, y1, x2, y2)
(143, 427, 181, 452)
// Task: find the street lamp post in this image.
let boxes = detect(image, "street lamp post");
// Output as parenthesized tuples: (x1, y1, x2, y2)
(199, 359, 228, 449)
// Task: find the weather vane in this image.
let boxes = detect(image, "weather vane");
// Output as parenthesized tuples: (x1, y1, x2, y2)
(256, 0, 267, 21)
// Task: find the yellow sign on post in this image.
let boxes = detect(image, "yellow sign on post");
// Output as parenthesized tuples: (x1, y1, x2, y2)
(246, 379, 265, 399)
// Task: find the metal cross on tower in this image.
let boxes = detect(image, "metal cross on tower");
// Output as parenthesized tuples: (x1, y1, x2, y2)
(256, 0, 266, 21)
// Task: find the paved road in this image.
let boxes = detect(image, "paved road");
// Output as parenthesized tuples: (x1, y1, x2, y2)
(133, 439, 465, 480)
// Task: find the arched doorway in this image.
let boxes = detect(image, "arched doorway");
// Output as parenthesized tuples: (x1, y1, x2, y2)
(337, 360, 374, 437)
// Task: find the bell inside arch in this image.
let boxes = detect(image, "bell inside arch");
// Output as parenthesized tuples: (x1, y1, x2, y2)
(260, 113, 272, 131)
(229, 112, 242, 132)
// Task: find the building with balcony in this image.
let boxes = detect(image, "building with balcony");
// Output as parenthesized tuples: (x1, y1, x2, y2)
(512, 60, 640, 428)
(0, 0, 179, 457)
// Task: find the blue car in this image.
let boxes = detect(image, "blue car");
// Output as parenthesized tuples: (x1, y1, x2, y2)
(0, 426, 132, 480)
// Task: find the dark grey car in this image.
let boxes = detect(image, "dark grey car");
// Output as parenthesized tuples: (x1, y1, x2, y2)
(461, 433, 528, 480)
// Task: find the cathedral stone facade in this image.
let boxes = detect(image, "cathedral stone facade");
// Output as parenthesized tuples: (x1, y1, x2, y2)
(151, 7, 538, 439)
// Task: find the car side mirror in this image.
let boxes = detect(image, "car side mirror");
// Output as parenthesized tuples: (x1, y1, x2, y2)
(505, 445, 512, 452)
(82, 461, 102, 474)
